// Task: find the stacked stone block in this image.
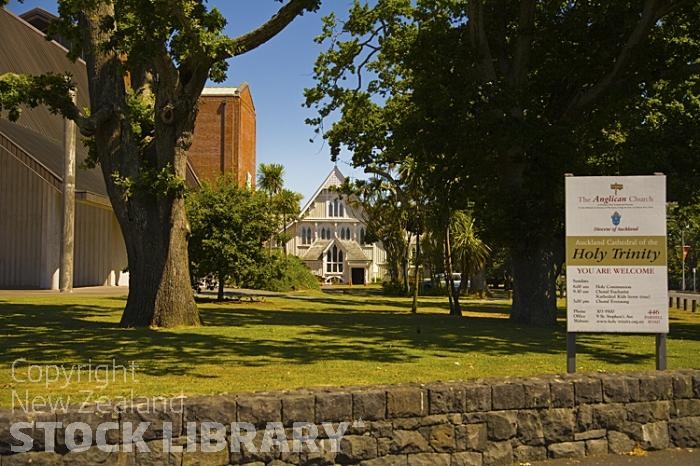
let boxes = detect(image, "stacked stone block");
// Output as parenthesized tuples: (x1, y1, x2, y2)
(1, 370, 699, 465)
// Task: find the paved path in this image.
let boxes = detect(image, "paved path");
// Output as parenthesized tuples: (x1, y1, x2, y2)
(0, 286, 280, 299)
(0, 285, 129, 297)
(525, 448, 700, 466)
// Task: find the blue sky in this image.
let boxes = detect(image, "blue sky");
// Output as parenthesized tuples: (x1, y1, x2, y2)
(6, 0, 364, 203)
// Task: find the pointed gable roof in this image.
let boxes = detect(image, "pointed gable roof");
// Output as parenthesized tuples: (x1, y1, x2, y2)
(299, 165, 346, 217)
(0, 8, 89, 143)
(0, 7, 108, 196)
(338, 240, 370, 262)
(302, 239, 369, 263)
(1, 7, 204, 195)
(301, 239, 332, 261)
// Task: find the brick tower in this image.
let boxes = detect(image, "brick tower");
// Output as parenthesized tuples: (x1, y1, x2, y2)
(188, 84, 256, 188)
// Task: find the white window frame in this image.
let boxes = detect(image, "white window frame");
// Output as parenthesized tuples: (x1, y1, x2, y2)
(325, 245, 344, 273)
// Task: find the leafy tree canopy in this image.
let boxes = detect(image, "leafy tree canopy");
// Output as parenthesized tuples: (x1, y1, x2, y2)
(0, 0, 321, 327)
(306, 0, 700, 326)
(187, 175, 275, 300)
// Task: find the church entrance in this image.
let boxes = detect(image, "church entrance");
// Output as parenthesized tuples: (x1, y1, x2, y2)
(351, 268, 365, 285)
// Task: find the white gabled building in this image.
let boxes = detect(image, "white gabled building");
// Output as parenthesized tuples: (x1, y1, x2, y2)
(285, 167, 386, 284)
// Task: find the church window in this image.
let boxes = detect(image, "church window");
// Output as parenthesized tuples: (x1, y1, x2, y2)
(325, 245, 344, 273)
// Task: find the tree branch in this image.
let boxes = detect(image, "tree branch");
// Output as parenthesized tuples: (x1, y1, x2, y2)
(563, 0, 668, 117)
(649, 60, 700, 83)
(467, 1, 497, 82)
(655, 0, 690, 18)
(509, 0, 536, 87)
(363, 165, 398, 186)
(0, 72, 83, 121)
(76, 104, 114, 137)
(225, 0, 320, 58)
(354, 29, 383, 92)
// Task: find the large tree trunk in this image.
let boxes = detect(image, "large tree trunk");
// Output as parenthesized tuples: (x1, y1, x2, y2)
(509, 240, 558, 327)
(497, 141, 560, 326)
(118, 194, 200, 327)
(76, 3, 201, 328)
(472, 269, 486, 298)
(217, 271, 226, 302)
(103, 107, 201, 328)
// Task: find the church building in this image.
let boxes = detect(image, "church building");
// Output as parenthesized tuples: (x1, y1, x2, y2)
(285, 167, 386, 284)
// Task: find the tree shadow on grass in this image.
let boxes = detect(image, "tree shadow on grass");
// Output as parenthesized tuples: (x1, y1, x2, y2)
(321, 287, 383, 297)
(556, 313, 700, 367)
(0, 298, 238, 376)
(669, 313, 700, 342)
(284, 294, 417, 312)
(0, 296, 568, 373)
(282, 292, 519, 316)
(573, 334, 656, 365)
(1, 295, 695, 378)
(199, 300, 569, 362)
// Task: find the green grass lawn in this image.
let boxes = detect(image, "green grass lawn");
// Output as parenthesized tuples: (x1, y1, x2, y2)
(1, 288, 698, 409)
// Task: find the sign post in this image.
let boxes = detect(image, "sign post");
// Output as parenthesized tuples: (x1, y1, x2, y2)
(565, 175, 668, 372)
(682, 242, 689, 291)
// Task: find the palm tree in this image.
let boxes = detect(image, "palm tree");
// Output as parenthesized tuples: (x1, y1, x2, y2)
(451, 210, 491, 312)
(276, 189, 302, 255)
(257, 163, 285, 253)
(398, 158, 427, 313)
(257, 163, 285, 199)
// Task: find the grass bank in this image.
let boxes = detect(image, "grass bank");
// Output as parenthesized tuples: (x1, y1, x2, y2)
(1, 288, 698, 409)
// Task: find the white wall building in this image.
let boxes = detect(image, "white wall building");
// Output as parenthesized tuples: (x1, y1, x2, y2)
(285, 167, 386, 284)
(0, 7, 129, 289)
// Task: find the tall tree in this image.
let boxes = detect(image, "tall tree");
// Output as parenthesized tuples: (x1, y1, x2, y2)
(451, 210, 490, 297)
(666, 201, 700, 290)
(257, 162, 286, 199)
(187, 176, 274, 301)
(338, 177, 410, 289)
(360, 161, 430, 307)
(306, 0, 700, 326)
(396, 158, 428, 313)
(257, 163, 298, 253)
(275, 188, 303, 255)
(0, 0, 321, 327)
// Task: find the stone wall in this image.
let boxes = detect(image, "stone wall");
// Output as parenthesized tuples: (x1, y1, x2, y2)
(1, 370, 699, 465)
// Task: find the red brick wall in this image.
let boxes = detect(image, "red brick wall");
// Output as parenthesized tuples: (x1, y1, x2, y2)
(188, 85, 256, 188)
(235, 85, 257, 189)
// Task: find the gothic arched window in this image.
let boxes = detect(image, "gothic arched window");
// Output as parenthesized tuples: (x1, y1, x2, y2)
(325, 245, 344, 273)
(328, 199, 345, 217)
(301, 227, 312, 245)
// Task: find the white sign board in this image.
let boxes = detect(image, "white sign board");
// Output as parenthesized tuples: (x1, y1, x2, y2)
(565, 175, 668, 333)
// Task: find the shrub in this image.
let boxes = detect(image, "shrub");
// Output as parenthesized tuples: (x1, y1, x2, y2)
(248, 255, 320, 292)
(381, 280, 407, 296)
